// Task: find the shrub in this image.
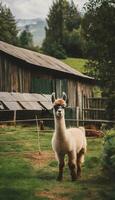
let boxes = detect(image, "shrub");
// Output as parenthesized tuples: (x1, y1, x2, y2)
(42, 41, 67, 59)
(106, 93, 115, 122)
(102, 130, 115, 176)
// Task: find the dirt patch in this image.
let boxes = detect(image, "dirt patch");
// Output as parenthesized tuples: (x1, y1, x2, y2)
(24, 151, 55, 168)
(35, 185, 73, 200)
(0, 150, 55, 168)
(35, 190, 69, 200)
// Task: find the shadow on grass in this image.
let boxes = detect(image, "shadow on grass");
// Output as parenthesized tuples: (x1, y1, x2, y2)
(0, 187, 45, 200)
(37, 169, 57, 181)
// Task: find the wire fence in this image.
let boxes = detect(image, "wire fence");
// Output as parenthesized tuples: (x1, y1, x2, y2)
(0, 116, 115, 156)
(0, 117, 115, 124)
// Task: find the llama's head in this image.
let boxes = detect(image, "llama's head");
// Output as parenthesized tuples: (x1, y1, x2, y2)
(51, 92, 67, 119)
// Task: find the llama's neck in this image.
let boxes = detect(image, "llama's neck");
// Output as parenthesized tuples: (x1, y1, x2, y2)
(54, 116, 66, 140)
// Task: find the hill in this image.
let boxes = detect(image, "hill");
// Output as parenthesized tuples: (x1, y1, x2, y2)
(62, 57, 87, 73)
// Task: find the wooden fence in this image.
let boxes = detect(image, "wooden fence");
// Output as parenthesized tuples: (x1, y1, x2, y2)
(0, 97, 114, 127)
(79, 97, 109, 125)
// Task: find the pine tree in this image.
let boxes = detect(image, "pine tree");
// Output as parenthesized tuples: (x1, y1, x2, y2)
(82, 0, 115, 94)
(82, 0, 115, 120)
(0, 2, 18, 45)
(19, 25, 34, 49)
(64, 0, 81, 32)
(42, 0, 82, 58)
(42, 0, 66, 58)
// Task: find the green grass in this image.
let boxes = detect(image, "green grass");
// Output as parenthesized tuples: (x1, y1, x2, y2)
(0, 126, 115, 200)
(62, 57, 87, 73)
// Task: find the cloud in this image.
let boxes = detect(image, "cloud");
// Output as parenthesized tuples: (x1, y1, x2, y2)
(1, 0, 88, 19)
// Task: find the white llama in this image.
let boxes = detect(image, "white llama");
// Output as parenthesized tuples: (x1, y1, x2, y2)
(51, 92, 87, 181)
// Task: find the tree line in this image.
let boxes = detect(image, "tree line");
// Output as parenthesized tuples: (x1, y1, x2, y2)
(0, 0, 115, 121)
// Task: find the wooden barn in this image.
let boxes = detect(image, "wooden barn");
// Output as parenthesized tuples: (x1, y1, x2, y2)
(0, 41, 95, 111)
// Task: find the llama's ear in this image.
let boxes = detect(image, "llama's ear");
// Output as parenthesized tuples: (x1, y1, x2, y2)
(51, 92, 55, 103)
(62, 92, 67, 102)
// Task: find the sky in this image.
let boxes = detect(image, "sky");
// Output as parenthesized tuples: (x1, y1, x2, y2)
(1, 0, 88, 19)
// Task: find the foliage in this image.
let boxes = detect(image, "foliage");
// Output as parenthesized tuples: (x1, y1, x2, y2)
(63, 28, 83, 57)
(82, 0, 115, 95)
(19, 25, 35, 50)
(19, 30, 33, 48)
(106, 92, 115, 122)
(42, 0, 83, 58)
(0, 2, 18, 45)
(102, 129, 115, 176)
(43, 41, 67, 59)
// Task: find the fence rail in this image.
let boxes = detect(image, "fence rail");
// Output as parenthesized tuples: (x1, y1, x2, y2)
(0, 117, 115, 125)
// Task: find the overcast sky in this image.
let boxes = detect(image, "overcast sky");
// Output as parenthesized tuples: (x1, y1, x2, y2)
(1, 0, 88, 19)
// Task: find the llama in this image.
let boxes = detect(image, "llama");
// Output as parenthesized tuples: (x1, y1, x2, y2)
(51, 92, 87, 181)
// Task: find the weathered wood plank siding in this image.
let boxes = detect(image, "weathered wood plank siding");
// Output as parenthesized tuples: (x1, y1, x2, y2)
(0, 52, 94, 112)
(77, 82, 93, 119)
(67, 79, 77, 107)
(0, 54, 31, 92)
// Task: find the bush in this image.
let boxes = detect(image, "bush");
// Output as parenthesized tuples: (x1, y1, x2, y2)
(106, 93, 115, 121)
(102, 130, 115, 176)
(42, 41, 67, 59)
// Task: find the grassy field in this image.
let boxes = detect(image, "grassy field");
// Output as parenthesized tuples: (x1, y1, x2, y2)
(62, 58, 87, 73)
(0, 126, 115, 200)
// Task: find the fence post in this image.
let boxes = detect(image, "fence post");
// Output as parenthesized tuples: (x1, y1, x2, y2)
(35, 115, 41, 155)
(76, 107, 79, 127)
(13, 110, 16, 127)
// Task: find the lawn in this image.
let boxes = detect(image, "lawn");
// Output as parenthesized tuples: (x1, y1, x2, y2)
(0, 126, 115, 200)
(62, 58, 87, 73)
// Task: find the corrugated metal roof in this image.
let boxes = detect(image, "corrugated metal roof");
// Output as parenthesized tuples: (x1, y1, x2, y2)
(40, 101, 53, 110)
(19, 101, 42, 110)
(3, 101, 22, 110)
(0, 92, 52, 111)
(0, 41, 94, 80)
(0, 92, 16, 102)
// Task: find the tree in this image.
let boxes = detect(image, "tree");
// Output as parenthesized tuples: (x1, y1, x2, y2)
(64, 0, 81, 32)
(19, 25, 34, 49)
(82, 0, 115, 120)
(42, 0, 66, 58)
(42, 0, 82, 58)
(63, 28, 83, 57)
(82, 0, 115, 93)
(0, 2, 18, 45)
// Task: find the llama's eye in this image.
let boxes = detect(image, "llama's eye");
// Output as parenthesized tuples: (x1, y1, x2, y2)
(54, 106, 59, 111)
(54, 104, 65, 110)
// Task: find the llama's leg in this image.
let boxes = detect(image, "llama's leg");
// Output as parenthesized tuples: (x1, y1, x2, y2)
(77, 148, 85, 178)
(57, 153, 65, 181)
(68, 151, 77, 181)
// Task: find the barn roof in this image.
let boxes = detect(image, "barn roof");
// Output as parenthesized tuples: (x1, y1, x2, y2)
(0, 41, 94, 80)
(0, 92, 52, 111)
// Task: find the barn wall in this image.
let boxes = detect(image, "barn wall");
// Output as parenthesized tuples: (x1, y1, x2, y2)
(0, 53, 93, 110)
(67, 79, 77, 107)
(76, 81, 93, 118)
(31, 71, 53, 94)
(0, 54, 31, 92)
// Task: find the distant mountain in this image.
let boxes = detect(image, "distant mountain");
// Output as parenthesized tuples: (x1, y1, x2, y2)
(16, 18, 46, 46)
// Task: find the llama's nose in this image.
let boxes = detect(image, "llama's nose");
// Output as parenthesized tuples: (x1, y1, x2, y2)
(58, 109, 62, 113)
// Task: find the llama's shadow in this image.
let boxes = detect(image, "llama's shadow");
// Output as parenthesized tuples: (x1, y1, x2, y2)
(37, 162, 57, 181)
(37, 168, 57, 181)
